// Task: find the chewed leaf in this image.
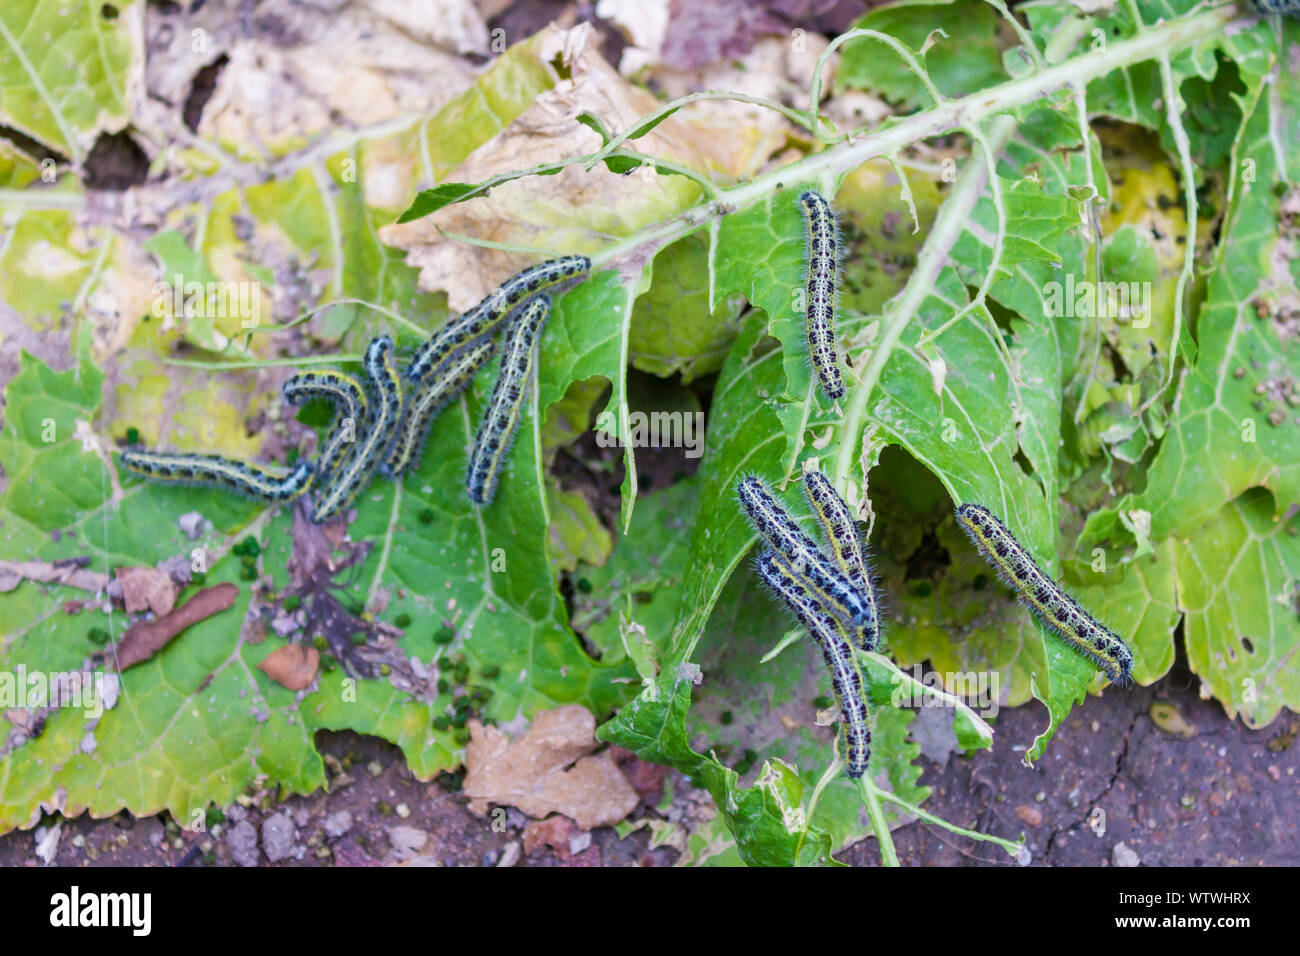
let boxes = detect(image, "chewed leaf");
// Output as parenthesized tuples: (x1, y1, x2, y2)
(0, 0, 139, 161)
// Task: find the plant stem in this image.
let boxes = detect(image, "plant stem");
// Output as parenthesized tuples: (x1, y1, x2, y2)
(593, 5, 1239, 270)
(872, 784, 1025, 858)
(862, 650, 996, 744)
(1143, 50, 1199, 413)
(809, 29, 944, 143)
(832, 114, 1014, 487)
(856, 776, 900, 866)
(585, 90, 819, 171)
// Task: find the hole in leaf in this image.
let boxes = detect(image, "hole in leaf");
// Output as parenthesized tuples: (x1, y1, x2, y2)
(184, 53, 229, 133)
(84, 131, 149, 191)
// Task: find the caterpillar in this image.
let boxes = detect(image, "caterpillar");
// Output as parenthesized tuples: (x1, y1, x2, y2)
(120, 450, 314, 502)
(797, 190, 845, 401)
(311, 335, 402, 523)
(407, 255, 590, 386)
(736, 475, 874, 628)
(283, 369, 367, 480)
(384, 337, 497, 477)
(955, 503, 1135, 685)
(802, 468, 880, 651)
(757, 547, 870, 778)
(1253, 0, 1300, 15)
(466, 294, 551, 506)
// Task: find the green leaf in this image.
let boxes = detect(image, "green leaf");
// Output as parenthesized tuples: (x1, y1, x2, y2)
(1097, 77, 1300, 542)
(1176, 490, 1300, 728)
(697, 758, 838, 867)
(0, 344, 636, 831)
(395, 182, 484, 222)
(574, 111, 612, 144)
(838, 0, 1008, 109)
(0, 1, 139, 161)
(629, 234, 744, 381)
(547, 482, 612, 573)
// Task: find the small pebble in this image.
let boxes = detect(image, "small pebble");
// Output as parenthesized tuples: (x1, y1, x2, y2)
(1112, 842, 1140, 867)
(497, 841, 521, 867)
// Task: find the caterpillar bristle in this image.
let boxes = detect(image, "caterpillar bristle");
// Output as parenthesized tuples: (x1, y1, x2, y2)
(801, 468, 881, 651)
(120, 450, 314, 502)
(955, 503, 1134, 686)
(283, 369, 367, 482)
(466, 294, 551, 506)
(385, 337, 496, 478)
(797, 190, 845, 402)
(408, 256, 589, 386)
(736, 474, 874, 629)
(311, 335, 402, 523)
(756, 547, 870, 778)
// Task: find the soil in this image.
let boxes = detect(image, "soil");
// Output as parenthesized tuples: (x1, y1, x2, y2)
(0, 653, 1292, 867)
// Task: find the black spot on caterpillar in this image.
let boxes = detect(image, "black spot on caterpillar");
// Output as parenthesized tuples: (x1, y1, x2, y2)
(283, 369, 367, 480)
(797, 190, 845, 401)
(466, 294, 551, 505)
(406, 255, 589, 385)
(757, 547, 870, 778)
(955, 503, 1135, 685)
(312, 335, 402, 523)
(736, 474, 873, 628)
(384, 337, 497, 478)
(802, 468, 881, 650)
(120, 450, 313, 502)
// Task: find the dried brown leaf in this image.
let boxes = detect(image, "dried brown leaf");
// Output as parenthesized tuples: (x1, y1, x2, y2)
(257, 645, 320, 691)
(114, 584, 239, 671)
(379, 23, 774, 307)
(463, 705, 639, 830)
(115, 565, 178, 616)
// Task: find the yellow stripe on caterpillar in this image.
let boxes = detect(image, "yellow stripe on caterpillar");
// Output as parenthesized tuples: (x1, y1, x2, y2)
(955, 503, 1135, 685)
(736, 474, 874, 628)
(120, 450, 313, 502)
(466, 295, 551, 506)
(797, 190, 845, 402)
(283, 369, 367, 480)
(757, 547, 870, 778)
(407, 255, 589, 385)
(385, 337, 496, 477)
(802, 467, 881, 651)
(311, 335, 402, 523)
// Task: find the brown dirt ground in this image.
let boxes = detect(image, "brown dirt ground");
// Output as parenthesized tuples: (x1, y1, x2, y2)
(0, 654, 1293, 867)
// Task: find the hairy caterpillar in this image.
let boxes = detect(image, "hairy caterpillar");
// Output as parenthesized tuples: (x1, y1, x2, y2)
(283, 369, 367, 479)
(955, 503, 1135, 685)
(466, 295, 551, 505)
(802, 468, 880, 651)
(757, 548, 870, 778)
(407, 255, 590, 385)
(120, 450, 314, 502)
(1253, 0, 1300, 14)
(736, 475, 873, 628)
(384, 337, 497, 477)
(797, 190, 845, 401)
(312, 336, 402, 523)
